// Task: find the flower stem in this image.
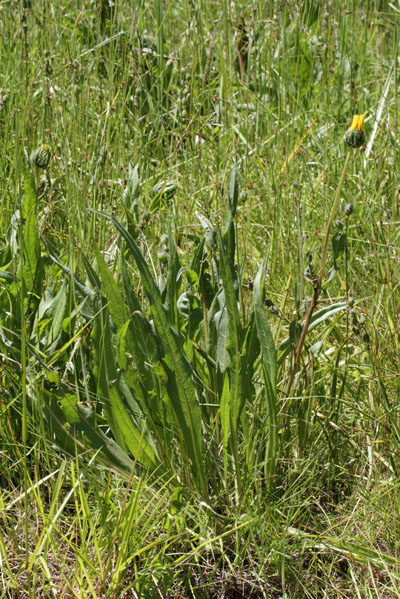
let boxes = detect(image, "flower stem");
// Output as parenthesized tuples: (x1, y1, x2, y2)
(317, 151, 352, 287)
(286, 151, 352, 396)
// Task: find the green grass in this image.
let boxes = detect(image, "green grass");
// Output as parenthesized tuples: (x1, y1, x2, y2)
(1, 1, 400, 597)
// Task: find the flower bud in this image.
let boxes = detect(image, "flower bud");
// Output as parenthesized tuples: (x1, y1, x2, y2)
(334, 219, 344, 231)
(344, 114, 365, 148)
(344, 202, 354, 216)
(30, 144, 51, 169)
(265, 299, 279, 314)
(350, 309, 358, 324)
(158, 234, 169, 265)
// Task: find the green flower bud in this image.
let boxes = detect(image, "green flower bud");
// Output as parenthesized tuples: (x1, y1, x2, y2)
(344, 128, 365, 148)
(265, 298, 279, 314)
(30, 144, 51, 169)
(344, 202, 354, 216)
(158, 234, 169, 264)
(334, 219, 344, 231)
(158, 250, 168, 265)
(349, 309, 358, 324)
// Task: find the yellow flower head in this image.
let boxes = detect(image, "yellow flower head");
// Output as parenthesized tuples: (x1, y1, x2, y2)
(349, 114, 365, 133)
(345, 114, 365, 148)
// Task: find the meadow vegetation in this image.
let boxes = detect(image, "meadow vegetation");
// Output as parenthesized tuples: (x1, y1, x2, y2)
(1, 1, 400, 597)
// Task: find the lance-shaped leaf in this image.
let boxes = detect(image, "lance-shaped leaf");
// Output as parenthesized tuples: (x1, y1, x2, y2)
(224, 165, 239, 265)
(22, 170, 42, 305)
(99, 212, 208, 498)
(217, 228, 244, 423)
(216, 228, 246, 493)
(94, 245, 129, 329)
(91, 309, 159, 472)
(253, 258, 278, 491)
(45, 388, 135, 474)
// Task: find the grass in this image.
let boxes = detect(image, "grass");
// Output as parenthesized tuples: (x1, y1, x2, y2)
(1, 0, 400, 597)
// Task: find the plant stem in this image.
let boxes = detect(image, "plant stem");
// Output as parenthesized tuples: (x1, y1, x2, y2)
(286, 151, 352, 396)
(317, 152, 352, 287)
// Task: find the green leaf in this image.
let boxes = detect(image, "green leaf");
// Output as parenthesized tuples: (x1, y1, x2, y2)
(227, 164, 239, 222)
(217, 229, 243, 414)
(91, 310, 159, 471)
(277, 302, 348, 366)
(149, 180, 177, 214)
(91, 310, 122, 443)
(50, 253, 96, 317)
(116, 316, 170, 462)
(211, 289, 230, 372)
(123, 163, 140, 220)
(253, 259, 278, 490)
(332, 230, 346, 261)
(176, 267, 199, 288)
(99, 212, 208, 498)
(196, 212, 217, 252)
(95, 245, 129, 329)
(220, 372, 231, 482)
(164, 232, 182, 329)
(80, 248, 102, 291)
(217, 228, 246, 493)
(56, 390, 135, 473)
(22, 170, 42, 303)
(47, 281, 68, 350)
(254, 261, 277, 391)
(224, 165, 239, 266)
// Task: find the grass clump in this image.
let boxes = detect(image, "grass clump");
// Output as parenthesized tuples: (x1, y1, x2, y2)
(1, 1, 400, 597)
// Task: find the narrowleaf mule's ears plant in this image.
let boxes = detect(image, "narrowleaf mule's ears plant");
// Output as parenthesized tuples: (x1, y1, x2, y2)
(286, 115, 366, 396)
(41, 156, 359, 504)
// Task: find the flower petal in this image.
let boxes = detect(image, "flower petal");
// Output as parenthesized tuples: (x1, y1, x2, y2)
(350, 115, 358, 131)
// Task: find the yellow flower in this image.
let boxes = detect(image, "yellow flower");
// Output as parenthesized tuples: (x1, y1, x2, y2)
(349, 114, 365, 133)
(344, 114, 365, 148)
